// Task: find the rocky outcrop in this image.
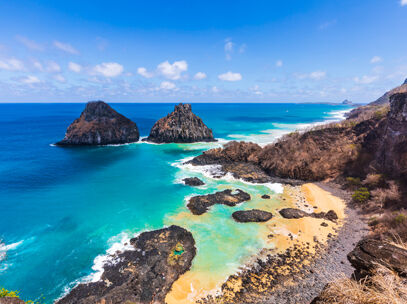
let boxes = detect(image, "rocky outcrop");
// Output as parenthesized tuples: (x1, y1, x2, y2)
(187, 189, 251, 215)
(232, 209, 273, 222)
(0, 299, 26, 304)
(347, 239, 407, 278)
(57, 225, 195, 304)
(144, 103, 215, 143)
(374, 92, 407, 181)
(279, 208, 338, 222)
(183, 177, 205, 186)
(371, 79, 407, 106)
(56, 101, 139, 146)
(261, 194, 270, 199)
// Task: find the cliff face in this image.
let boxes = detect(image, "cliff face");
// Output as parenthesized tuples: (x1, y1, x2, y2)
(371, 79, 407, 106)
(190, 92, 407, 182)
(375, 93, 407, 180)
(56, 101, 139, 146)
(57, 225, 195, 304)
(144, 103, 216, 143)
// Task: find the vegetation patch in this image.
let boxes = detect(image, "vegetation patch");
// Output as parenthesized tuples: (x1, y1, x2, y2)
(352, 187, 370, 204)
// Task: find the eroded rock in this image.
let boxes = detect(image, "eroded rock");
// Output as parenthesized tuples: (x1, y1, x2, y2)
(279, 208, 338, 222)
(187, 189, 251, 215)
(183, 177, 205, 186)
(347, 238, 407, 277)
(144, 103, 216, 143)
(57, 225, 196, 304)
(56, 101, 139, 146)
(232, 209, 273, 222)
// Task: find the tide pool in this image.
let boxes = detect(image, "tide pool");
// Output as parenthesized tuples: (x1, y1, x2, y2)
(0, 103, 351, 302)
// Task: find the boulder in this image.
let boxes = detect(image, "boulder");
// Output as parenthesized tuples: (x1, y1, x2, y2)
(183, 177, 205, 186)
(279, 208, 338, 222)
(144, 103, 216, 143)
(261, 194, 270, 199)
(187, 189, 251, 215)
(56, 101, 139, 146)
(347, 238, 407, 277)
(57, 225, 196, 304)
(232, 209, 273, 222)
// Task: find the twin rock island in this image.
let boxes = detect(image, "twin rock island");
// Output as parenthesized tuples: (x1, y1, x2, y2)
(56, 101, 216, 145)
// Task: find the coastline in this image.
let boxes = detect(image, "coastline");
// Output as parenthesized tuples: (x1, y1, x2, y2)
(54, 105, 356, 303)
(165, 182, 367, 304)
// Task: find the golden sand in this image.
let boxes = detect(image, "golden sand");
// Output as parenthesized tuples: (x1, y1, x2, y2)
(165, 183, 346, 304)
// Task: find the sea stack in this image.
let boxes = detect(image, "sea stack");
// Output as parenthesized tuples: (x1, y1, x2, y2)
(56, 101, 139, 146)
(144, 103, 216, 143)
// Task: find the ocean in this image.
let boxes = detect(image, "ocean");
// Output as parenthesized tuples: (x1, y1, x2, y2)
(0, 103, 351, 303)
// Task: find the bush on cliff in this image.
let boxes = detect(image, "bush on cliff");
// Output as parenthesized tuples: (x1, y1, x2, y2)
(352, 187, 370, 204)
(0, 288, 19, 298)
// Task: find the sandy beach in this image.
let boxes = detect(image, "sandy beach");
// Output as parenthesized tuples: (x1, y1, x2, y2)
(166, 182, 364, 304)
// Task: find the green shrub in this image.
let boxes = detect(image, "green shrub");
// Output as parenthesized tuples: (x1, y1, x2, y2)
(368, 216, 379, 227)
(352, 187, 370, 203)
(346, 177, 361, 187)
(394, 213, 407, 225)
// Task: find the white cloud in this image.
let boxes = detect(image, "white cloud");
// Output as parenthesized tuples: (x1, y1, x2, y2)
(354, 75, 379, 84)
(218, 71, 242, 81)
(157, 60, 187, 80)
(15, 35, 43, 51)
(276, 60, 283, 67)
(137, 67, 154, 78)
(402, 0, 407, 6)
(54, 74, 66, 83)
(0, 58, 25, 71)
(309, 71, 326, 80)
(68, 62, 82, 73)
(53, 41, 79, 54)
(370, 56, 382, 64)
(21, 75, 40, 84)
(194, 72, 207, 80)
(46, 61, 61, 73)
(224, 38, 234, 60)
(93, 62, 123, 77)
(159, 81, 177, 90)
(212, 86, 219, 93)
(32, 61, 44, 71)
(251, 85, 263, 95)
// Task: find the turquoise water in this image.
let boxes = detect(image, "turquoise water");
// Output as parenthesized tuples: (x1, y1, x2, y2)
(0, 103, 351, 302)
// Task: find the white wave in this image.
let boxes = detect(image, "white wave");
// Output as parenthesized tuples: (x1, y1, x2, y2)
(265, 183, 284, 194)
(86, 231, 136, 283)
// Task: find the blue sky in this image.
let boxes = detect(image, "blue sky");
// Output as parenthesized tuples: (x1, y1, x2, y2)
(0, 0, 406, 103)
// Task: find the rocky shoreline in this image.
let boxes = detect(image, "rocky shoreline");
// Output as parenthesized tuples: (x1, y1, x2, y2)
(196, 182, 368, 304)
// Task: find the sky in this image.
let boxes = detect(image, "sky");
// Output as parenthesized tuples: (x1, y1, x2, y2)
(0, 0, 406, 103)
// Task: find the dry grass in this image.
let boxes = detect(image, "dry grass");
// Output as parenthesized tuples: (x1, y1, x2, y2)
(317, 266, 407, 304)
(370, 181, 401, 208)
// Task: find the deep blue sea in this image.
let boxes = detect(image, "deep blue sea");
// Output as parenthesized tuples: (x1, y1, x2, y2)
(0, 103, 351, 303)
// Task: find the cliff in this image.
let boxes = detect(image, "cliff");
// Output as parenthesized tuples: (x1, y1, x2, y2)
(189, 92, 407, 182)
(144, 103, 216, 143)
(56, 101, 139, 146)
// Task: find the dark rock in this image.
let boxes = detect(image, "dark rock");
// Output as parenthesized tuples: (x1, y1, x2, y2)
(187, 189, 251, 215)
(375, 92, 407, 180)
(56, 101, 139, 146)
(320, 222, 328, 227)
(279, 208, 338, 222)
(325, 210, 339, 222)
(279, 208, 308, 219)
(57, 225, 196, 304)
(347, 238, 407, 278)
(144, 103, 216, 143)
(261, 194, 270, 199)
(232, 209, 273, 222)
(183, 177, 205, 186)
